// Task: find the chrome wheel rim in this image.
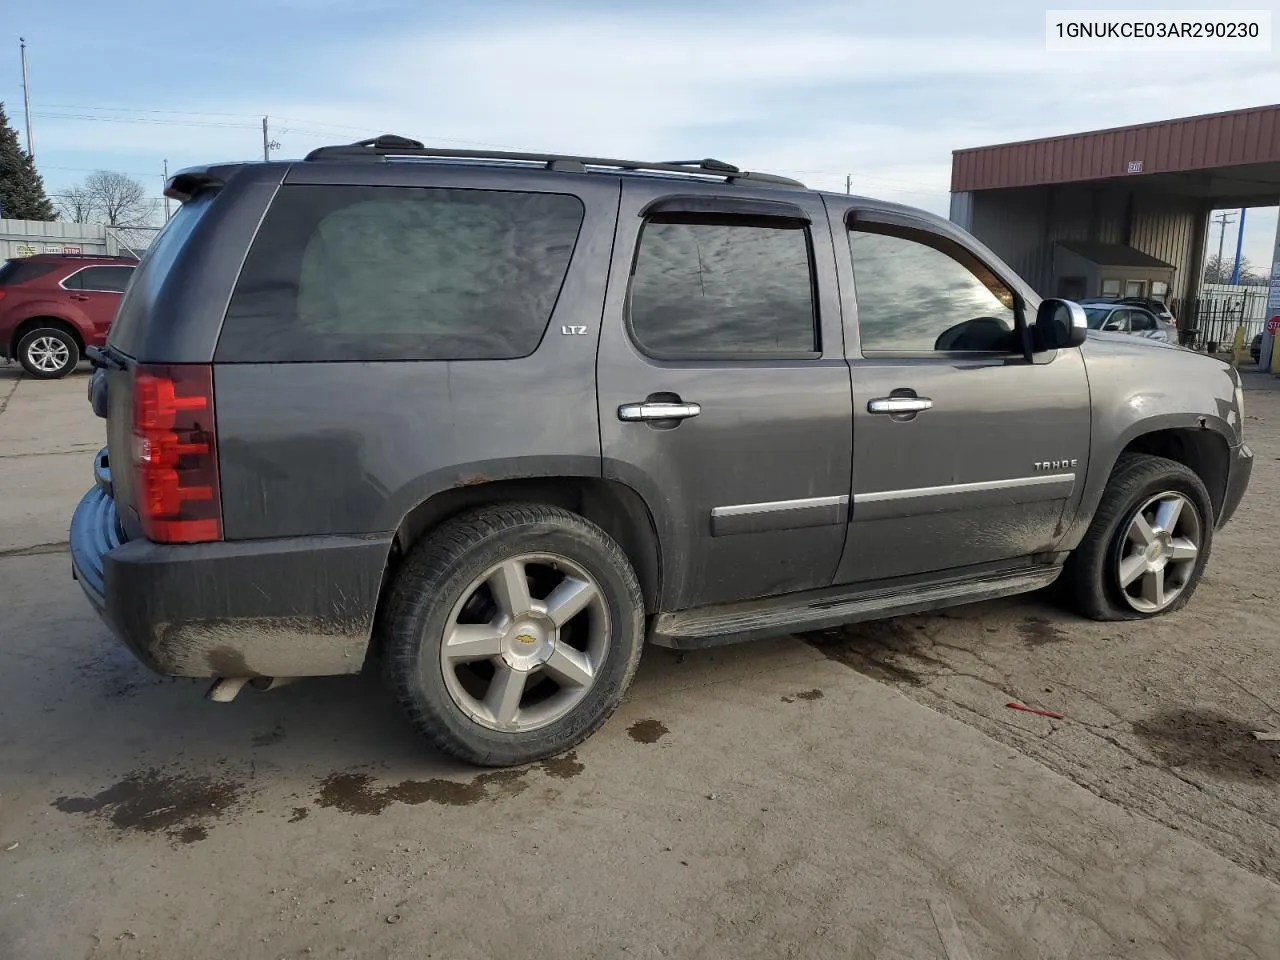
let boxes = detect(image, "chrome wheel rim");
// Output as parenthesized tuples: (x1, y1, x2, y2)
(439, 553, 610, 733)
(1116, 492, 1201, 613)
(27, 336, 70, 373)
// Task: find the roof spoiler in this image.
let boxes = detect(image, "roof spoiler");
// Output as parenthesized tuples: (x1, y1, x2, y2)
(164, 167, 228, 203)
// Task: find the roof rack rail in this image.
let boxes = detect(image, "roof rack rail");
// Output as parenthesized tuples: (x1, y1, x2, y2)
(303, 136, 806, 188)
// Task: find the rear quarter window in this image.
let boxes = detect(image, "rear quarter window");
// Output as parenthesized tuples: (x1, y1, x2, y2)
(216, 185, 585, 363)
(0, 259, 60, 285)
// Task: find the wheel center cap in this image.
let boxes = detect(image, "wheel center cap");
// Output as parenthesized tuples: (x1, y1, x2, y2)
(501, 616, 555, 669)
(1145, 532, 1174, 566)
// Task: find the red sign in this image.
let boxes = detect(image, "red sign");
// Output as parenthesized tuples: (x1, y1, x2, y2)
(1268, 315, 1280, 335)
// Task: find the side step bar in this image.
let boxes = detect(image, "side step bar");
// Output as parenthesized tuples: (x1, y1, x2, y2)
(648, 566, 1063, 649)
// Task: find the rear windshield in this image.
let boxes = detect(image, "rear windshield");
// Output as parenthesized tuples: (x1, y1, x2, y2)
(0, 259, 59, 285)
(107, 193, 215, 356)
(216, 185, 584, 363)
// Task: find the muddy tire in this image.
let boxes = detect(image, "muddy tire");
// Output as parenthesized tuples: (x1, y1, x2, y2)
(382, 503, 645, 767)
(1061, 454, 1213, 621)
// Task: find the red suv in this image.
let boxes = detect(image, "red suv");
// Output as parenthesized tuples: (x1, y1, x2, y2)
(0, 254, 138, 379)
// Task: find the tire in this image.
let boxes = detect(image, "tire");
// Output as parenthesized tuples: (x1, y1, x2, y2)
(1060, 454, 1214, 621)
(17, 326, 80, 379)
(382, 502, 645, 767)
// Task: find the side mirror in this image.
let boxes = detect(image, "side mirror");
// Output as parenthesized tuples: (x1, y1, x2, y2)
(1033, 298, 1087, 351)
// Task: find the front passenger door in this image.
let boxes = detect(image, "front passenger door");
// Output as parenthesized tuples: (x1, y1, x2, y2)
(830, 207, 1092, 585)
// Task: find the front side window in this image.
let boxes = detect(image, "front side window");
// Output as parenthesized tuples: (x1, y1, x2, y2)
(848, 223, 1017, 353)
(219, 185, 585, 363)
(1129, 309, 1155, 332)
(628, 216, 817, 358)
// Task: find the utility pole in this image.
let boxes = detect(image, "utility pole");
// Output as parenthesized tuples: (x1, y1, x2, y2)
(163, 159, 171, 220)
(845, 174, 851, 195)
(261, 117, 280, 161)
(1212, 210, 1237, 283)
(1229, 208, 1247, 285)
(19, 38, 34, 158)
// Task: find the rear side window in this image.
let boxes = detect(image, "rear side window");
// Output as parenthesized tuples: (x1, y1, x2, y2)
(0, 259, 59, 285)
(217, 185, 585, 363)
(109, 193, 215, 356)
(66, 265, 135, 293)
(628, 216, 817, 358)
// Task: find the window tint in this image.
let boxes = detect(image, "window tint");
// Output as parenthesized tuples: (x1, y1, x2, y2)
(848, 224, 1018, 353)
(628, 216, 817, 357)
(0, 259, 59, 285)
(75, 266, 134, 293)
(218, 185, 584, 363)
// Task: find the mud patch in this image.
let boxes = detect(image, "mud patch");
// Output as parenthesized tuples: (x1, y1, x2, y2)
(1018, 617, 1069, 648)
(781, 689, 824, 703)
(289, 807, 310, 823)
(52, 769, 246, 842)
(252, 723, 287, 747)
(628, 719, 669, 744)
(539, 752, 584, 779)
(1132, 709, 1280, 783)
(316, 768, 531, 815)
(801, 620, 930, 687)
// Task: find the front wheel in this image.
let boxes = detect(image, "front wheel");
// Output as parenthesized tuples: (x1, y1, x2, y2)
(1061, 454, 1214, 620)
(17, 327, 80, 379)
(382, 503, 645, 767)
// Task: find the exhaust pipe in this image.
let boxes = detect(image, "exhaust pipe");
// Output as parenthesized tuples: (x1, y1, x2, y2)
(205, 676, 302, 702)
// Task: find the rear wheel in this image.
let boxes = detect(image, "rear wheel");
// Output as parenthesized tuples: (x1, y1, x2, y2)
(1061, 454, 1213, 620)
(17, 327, 80, 379)
(382, 503, 645, 767)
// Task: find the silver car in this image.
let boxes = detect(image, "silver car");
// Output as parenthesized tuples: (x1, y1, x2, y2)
(1081, 300, 1178, 343)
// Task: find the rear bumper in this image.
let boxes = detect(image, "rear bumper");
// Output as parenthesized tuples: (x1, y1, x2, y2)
(70, 450, 392, 678)
(1218, 442, 1253, 529)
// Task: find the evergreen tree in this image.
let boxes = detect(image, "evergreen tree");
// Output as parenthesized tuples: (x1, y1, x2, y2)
(0, 101, 55, 221)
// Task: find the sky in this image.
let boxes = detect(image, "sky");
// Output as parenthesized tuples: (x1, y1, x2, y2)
(2, 0, 1278, 271)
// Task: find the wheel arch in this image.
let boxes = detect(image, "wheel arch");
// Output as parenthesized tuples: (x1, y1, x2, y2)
(1116, 426, 1231, 524)
(379, 476, 664, 625)
(10, 315, 86, 358)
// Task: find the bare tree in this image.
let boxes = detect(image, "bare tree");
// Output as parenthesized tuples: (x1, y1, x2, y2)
(81, 170, 153, 228)
(1205, 253, 1264, 286)
(55, 184, 96, 223)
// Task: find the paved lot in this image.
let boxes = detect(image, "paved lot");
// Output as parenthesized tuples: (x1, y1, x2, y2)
(1, 363, 1278, 960)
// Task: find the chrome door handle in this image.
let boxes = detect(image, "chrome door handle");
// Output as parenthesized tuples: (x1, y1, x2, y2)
(618, 401, 702, 422)
(868, 397, 933, 414)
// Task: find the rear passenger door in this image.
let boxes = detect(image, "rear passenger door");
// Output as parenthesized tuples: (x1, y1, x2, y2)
(62, 265, 134, 340)
(829, 204, 1092, 584)
(597, 182, 852, 612)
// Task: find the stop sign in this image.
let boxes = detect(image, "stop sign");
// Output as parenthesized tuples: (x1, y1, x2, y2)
(1269, 315, 1280, 335)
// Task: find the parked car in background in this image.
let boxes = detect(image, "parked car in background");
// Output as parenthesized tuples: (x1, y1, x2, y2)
(1080, 300, 1178, 343)
(0, 254, 138, 379)
(1116, 296, 1177, 327)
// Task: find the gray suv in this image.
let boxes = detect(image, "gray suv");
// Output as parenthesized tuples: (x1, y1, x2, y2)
(70, 136, 1253, 767)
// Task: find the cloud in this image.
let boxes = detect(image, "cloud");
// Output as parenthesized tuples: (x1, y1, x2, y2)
(26, 1, 1280, 229)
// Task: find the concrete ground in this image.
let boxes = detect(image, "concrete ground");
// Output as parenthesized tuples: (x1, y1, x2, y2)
(1, 362, 1278, 960)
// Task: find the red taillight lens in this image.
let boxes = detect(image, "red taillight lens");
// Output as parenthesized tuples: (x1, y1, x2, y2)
(131, 364, 222, 543)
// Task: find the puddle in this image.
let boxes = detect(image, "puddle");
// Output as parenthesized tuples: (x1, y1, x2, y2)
(781, 689, 824, 703)
(628, 719, 669, 744)
(540, 752, 584, 779)
(315, 768, 531, 815)
(801, 620, 929, 687)
(1018, 617, 1069, 647)
(53, 769, 246, 842)
(1132, 709, 1280, 782)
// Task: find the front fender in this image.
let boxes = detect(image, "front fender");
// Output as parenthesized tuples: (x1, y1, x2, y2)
(1061, 341, 1242, 548)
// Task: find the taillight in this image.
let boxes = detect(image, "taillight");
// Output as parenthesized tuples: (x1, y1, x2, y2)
(131, 364, 222, 543)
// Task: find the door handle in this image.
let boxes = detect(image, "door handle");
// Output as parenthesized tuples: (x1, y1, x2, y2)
(618, 401, 702, 422)
(868, 396, 933, 414)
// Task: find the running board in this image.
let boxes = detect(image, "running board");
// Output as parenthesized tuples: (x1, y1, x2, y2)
(648, 566, 1063, 649)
